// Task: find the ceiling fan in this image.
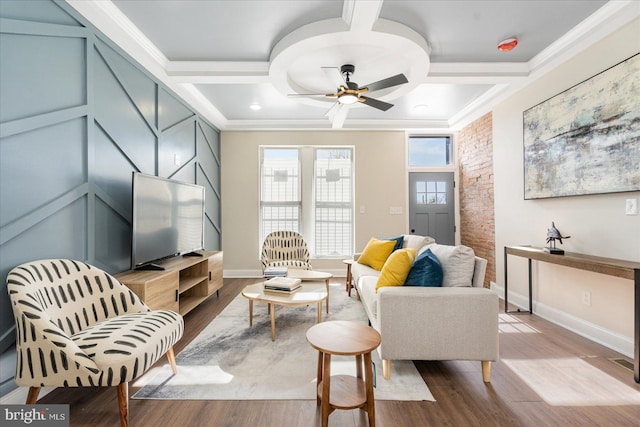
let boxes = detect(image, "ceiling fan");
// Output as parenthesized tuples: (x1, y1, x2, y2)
(289, 64, 408, 112)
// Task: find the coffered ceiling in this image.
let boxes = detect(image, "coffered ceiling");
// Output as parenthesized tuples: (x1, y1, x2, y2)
(67, 0, 639, 131)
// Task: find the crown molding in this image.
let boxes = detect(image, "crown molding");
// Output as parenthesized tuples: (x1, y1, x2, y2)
(166, 61, 271, 84)
(65, 0, 228, 129)
(65, 0, 639, 132)
(449, 0, 640, 130)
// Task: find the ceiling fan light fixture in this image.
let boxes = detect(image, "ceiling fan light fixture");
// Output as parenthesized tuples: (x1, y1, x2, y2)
(497, 38, 518, 52)
(338, 93, 359, 105)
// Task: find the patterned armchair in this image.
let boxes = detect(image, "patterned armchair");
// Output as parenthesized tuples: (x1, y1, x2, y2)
(261, 231, 312, 271)
(6, 259, 184, 427)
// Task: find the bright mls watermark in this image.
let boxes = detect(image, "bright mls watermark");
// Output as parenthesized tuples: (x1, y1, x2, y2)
(1, 405, 69, 426)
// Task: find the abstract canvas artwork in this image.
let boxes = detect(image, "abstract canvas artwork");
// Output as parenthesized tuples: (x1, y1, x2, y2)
(523, 53, 640, 199)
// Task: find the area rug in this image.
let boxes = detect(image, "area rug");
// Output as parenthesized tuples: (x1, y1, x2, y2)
(133, 283, 434, 401)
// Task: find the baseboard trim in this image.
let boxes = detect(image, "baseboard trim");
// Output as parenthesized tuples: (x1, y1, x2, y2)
(223, 269, 346, 278)
(0, 386, 54, 404)
(491, 283, 633, 358)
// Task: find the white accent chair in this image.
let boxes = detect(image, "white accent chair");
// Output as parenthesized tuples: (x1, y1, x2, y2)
(261, 230, 312, 271)
(6, 259, 184, 427)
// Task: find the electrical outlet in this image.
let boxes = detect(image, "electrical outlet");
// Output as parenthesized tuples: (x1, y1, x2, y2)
(626, 198, 638, 215)
(581, 291, 591, 306)
(359, 205, 365, 214)
(389, 206, 403, 215)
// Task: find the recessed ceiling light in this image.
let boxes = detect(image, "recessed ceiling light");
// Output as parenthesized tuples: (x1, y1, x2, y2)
(497, 38, 518, 52)
(414, 104, 429, 113)
(249, 103, 262, 111)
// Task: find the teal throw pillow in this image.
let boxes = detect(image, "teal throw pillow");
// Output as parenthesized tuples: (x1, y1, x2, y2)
(382, 235, 404, 252)
(405, 248, 443, 287)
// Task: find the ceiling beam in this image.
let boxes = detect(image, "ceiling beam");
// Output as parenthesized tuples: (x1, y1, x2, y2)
(166, 61, 270, 84)
(427, 63, 529, 84)
(343, 0, 383, 32)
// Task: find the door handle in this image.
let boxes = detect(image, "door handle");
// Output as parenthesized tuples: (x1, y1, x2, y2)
(411, 229, 415, 234)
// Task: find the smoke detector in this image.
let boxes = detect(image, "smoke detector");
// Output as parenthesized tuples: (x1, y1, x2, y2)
(497, 38, 518, 52)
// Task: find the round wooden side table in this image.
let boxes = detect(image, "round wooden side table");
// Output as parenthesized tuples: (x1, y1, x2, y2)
(306, 320, 381, 427)
(342, 259, 355, 296)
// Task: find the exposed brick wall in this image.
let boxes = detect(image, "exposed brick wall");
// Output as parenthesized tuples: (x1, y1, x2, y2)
(457, 112, 495, 288)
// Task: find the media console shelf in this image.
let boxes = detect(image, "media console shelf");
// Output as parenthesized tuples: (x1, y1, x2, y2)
(504, 245, 640, 383)
(116, 250, 223, 316)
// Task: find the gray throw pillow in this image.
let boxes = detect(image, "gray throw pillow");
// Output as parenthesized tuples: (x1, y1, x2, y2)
(427, 243, 475, 287)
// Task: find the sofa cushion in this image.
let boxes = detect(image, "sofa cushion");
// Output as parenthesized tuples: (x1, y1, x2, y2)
(405, 248, 443, 287)
(376, 248, 416, 291)
(427, 243, 476, 287)
(382, 235, 404, 251)
(358, 237, 396, 270)
(402, 234, 435, 250)
(351, 261, 380, 284)
(358, 276, 378, 319)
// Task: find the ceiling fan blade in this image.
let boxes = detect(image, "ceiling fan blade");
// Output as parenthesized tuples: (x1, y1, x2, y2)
(324, 102, 342, 118)
(360, 96, 394, 111)
(288, 93, 329, 97)
(362, 73, 408, 92)
(321, 66, 345, 87)
(331, 104, 349, 129)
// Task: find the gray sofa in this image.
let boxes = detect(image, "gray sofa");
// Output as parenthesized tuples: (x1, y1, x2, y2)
(352, 235, 499, 381)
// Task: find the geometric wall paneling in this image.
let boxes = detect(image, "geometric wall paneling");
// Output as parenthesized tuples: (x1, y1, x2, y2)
(93, 123, 138, 214)
(0, 0, 222, 394)
(197, 165, 221, 233)
(198, 168, 222, 251)
(158, 87, 195, 132)
(0, 0, 83, 26)
(205, 219, 221, 251)
(94, 196, 131, 273)
(0, 348, 17, 395)
(171, 162, 197, 184)
(0, 117, 87, 228)
(0, 195, 88, 354)
(0, 33, 86, 123)
(94, 38, 157, 129)
(196, 123, 221, 191)
(94, 48, 156, 174)
(158, 117, 196, 178)
(198, 120, 220, 159)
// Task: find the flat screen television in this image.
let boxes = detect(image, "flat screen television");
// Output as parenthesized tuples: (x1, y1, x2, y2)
(131, 172, 205, 269)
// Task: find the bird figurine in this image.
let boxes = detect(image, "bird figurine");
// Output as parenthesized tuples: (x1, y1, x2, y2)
(545, 221, 570, 254)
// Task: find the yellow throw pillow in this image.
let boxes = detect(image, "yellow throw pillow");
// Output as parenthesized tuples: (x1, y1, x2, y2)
(358, 237, 396, 271)
(376, 248, 417, 292)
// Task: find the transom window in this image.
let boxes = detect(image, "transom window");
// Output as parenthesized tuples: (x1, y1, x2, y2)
(408, 136, 452, 166)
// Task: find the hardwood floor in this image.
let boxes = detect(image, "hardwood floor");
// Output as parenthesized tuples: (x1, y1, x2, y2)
(38, 278, 640, 426)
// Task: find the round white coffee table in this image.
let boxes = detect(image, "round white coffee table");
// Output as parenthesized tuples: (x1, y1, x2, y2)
(241, 282, 328, 341)
(286, 269, 333, 313)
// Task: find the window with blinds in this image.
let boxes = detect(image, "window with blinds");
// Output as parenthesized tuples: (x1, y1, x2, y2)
(260, 148, 301, 238)
(314, 148, 353, 257)
(259, 146, 354, 258)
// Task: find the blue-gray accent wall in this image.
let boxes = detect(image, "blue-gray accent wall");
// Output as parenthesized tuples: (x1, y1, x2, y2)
(0, 0, 222, 396)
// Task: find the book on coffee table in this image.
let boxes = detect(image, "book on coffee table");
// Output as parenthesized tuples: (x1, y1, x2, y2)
(263, 277, 302, 294)
(264, 266, 288, 277)
(263, 286, 302, 295)
(264, 277, 301, 288)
